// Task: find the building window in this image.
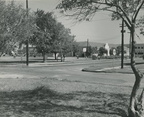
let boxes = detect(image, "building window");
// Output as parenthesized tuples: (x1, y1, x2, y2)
(138, 52, 143, 55)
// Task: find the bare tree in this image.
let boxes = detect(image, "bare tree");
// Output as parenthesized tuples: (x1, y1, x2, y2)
(57, 0, 144, 116)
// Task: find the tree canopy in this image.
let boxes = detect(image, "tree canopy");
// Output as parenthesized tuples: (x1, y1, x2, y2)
(57, 0, 144, 30)
(31, 9, 76, 61)
(57, 0, 144, 117)
(98, 47, 107, 56)
(0, 0, 36, 56)
(0, 1, 77, 60)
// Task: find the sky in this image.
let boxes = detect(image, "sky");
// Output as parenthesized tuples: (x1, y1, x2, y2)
(6, 0, 144, 44)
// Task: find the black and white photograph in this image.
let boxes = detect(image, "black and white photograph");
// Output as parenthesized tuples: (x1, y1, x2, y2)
(0, 0, 144, 117)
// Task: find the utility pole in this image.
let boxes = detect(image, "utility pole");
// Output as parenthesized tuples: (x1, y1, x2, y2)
(26, 0, 29, 66)
(60, 41, 63, 62)
(121, 19, 125, 69)
(87, 39, 89, 57)
(128, 32, 132, 58)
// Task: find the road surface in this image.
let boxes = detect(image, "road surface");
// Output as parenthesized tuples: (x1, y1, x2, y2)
(0, 57, 136, 88)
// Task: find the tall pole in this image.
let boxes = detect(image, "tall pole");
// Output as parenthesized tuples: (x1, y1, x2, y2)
(26, 0, 29, 66)
(60, 41, 62, 62)
(121, 19, 125, 69)
(87, 39, 89, 57)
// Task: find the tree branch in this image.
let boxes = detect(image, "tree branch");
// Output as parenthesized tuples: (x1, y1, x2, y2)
(133, 0, 144, 21)
(98, 8, 132, 30)
(91, 0, 132, 26)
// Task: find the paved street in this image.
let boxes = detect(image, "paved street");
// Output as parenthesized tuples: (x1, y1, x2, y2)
(0, 56, 137, 90)
(0, 56, 134, 117)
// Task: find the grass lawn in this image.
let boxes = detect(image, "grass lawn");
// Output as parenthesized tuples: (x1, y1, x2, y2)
(0, 57, 140, 117)
(0, 77, 131, 117)
(82, 58, 144, 74)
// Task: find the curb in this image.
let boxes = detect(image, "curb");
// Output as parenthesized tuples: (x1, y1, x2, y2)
(82, 69, 134, 74)
(82, 66, 134, 74)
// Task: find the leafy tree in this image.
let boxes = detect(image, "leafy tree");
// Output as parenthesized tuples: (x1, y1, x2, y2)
(16, 11, 36, 47)
(0, 1, 23, 55)
(60, 30, 76, 57)
(32, 10, 56, 62)
(33, 10, 76, 61)
(0, 1, 7, 56)
(31, 30, 51, 62)
(0, 0, 35, 57)
(86, 46, 92, 57)
(110, 47, 115, 55)
(98, 47, 107, 56)
(116, 45, 126, 55)
(57, 0, 144, 116)
(91, 46, 98, 54)
(50, 22, 75, 59)
(72, 41, 81, 56)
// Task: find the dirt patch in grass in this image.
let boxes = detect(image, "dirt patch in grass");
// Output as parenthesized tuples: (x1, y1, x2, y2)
(0, 83, 129, 117)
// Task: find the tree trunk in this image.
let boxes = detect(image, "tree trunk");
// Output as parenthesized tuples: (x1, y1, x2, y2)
(128, 21, 144, 117)
(42, 51, 46, 63)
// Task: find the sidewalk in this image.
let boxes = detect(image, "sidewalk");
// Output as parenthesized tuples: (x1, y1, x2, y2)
(82, 65, 135, 74)
(28, 57, 97, 67)
(82, 64, 144, 74)
(0, 56, 89, 67)
(1, 56, 144, 74)
(82, 58, 144, 74)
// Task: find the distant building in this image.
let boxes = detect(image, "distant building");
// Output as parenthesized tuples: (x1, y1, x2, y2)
(78, 41, 117, 57)
(78, 41, 144, 57)
(134, 44, 144, 56)
(104, 43, 110, 56)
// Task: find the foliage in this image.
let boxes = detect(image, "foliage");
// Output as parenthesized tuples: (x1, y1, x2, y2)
(32, 9, 77, 59)
(139, 16, 144, 35)
(86, 46, 92, 57)
(116, 46, 126, 55)
(32, 10, 56, 55)
(57, 0, 142, 28)
(98, 47, 107, 56)
(0, 1, 23, 53)
(91, 46, 98, 54)
(0, 0, 36, 55)
(57, 0, 144, 117)
(51, 22, 75, 55)
(110, 47, 116, 55)
(72, 41, 80, 56)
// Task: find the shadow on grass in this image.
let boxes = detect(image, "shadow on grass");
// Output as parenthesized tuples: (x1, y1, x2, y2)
(0, 59, 62, 64)
(73, 91, 128, 117)
(0, 60, 43, 64)
(0, 86, 129, 117)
